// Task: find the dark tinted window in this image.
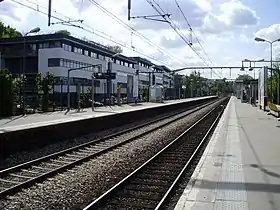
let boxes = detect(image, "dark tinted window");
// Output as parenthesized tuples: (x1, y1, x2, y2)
(48, 58, 60, 67)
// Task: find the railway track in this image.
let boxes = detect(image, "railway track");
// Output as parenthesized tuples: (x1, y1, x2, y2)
(0, 99, 218, 199)
(83, 98, 228, 210)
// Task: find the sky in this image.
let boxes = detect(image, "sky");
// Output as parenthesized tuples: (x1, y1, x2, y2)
(1, 0, 280, 79)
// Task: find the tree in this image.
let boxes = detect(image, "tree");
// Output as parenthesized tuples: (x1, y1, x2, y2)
(12, 74, 26, 113)
(138, 80, 144, 99)
(36, 72, 55, 112)
(236, 74, 253, 83)
(107, 45, 123, 53)
(267, 57, 280, 103)
(13, 74, 26, 96)
(0, 69, 14, 117)
(0, 21, 22, 38)
(55, 29, 71, 36)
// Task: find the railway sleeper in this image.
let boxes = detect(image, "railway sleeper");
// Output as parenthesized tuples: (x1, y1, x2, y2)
(145, 166, 181, 172)
(109, 197, 157, 209)
(144, 170, 177, 176)
(117, 190, 162, 201)
(9, 173, 32, 180)
(66, 154, 85, 159)
(131, 179, 168, 187)
(136, 173, 176, 181)
(125, 184, 167, 193)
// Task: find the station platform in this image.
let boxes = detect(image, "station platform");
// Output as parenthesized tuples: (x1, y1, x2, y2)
(174, 96, 280, 210)
(0, 96, 214, 133)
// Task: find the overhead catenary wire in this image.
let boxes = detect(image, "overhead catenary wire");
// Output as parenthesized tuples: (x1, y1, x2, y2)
(21, 0, 189, 67)
(174, 0, 213, 65)
(146, 0, 221, 78)
(86, 0, 189, 66)
(87, 0, 221, 78)
(145, 0, 210, 66)
(10, 0, 171, 67)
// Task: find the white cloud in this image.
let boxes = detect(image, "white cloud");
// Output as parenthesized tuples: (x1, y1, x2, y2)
(201, 0, 259, 34)
(255, 24, 280, 42)
(0, 0, 263, 79)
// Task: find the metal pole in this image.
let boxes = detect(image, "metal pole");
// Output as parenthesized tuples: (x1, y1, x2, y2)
(67, 69, 70, 111)
(270, 42, 273, 103)
(52, 79, 55, 111)
(178, 85, 180, 99)
(48, 0, 52, 26)
(60, 80, 63, 111)
(277, 67, 280, 105)
(91, 75, 95, 111)
(22, 35, 27, 115)
(190, 82, 193, 98)
(148, 72, 151, 102)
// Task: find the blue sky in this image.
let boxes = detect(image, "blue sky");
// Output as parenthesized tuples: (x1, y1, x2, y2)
(0, 0, 280, 79)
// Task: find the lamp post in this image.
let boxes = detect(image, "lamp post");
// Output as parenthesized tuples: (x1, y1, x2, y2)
(22, 27, 40, 115)
(243, 58, 265, 79)
(67, 64, 102, 112)
(108, 53, 120, 103)
(147, 65, 155, 102)
(255, 37, 280, 104)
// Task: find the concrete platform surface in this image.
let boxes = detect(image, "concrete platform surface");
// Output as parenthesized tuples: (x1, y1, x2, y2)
(174, 96, 280, 210)
(0, 96, 214, 133)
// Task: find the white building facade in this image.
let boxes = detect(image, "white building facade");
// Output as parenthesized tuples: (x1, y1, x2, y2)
(34, 34, 138, 103)
(0, 33, 174, 106)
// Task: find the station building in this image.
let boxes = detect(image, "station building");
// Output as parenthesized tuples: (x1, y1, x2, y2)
(0, 33, 173, 106)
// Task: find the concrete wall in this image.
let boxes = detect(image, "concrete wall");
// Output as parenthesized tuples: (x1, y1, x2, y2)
(38, 48, 138, 97)
(0, 96, 218, 159)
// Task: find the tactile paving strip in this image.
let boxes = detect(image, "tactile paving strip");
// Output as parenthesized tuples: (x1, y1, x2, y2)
(215, 200, 249, 210)
(216, 182, 247, 201)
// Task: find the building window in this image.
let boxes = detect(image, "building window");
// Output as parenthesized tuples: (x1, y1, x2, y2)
(48, 58, 60, 67)
(39, 42, 49, 49)
(28, 44, 37, 51)
(74, 47, 82, 54)
(62, 43, 71, 51)
(55, 41, 61, 48)
(49, 58, 97, 71)
(99, 54, 104, 60)
(84, 50, 89, 56)
(116, 59, 120, 65)
(91, 52, 97, 58)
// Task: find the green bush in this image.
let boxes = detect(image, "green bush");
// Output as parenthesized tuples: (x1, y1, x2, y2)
(0, 69, 14, 117)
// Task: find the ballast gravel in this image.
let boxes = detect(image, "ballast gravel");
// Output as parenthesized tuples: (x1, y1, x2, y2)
(0, 109, 180, 170)
(0, 100, 221, 210)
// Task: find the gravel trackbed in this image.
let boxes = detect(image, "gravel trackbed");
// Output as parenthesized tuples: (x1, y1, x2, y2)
(0, 100, 221, 210)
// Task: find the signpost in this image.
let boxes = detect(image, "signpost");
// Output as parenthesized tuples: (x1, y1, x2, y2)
(93, 72, 116, 80)
(67, 64, 102, 112)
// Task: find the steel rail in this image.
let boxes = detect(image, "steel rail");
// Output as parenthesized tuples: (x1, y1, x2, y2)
(83, 98, 227, 210)
(0, 99, 218, 198)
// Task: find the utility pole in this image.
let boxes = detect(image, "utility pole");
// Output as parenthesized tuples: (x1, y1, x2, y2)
(67, 64, 102, 112)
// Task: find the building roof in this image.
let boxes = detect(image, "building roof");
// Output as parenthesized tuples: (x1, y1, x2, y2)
(0, 33, 137, 64)
(130, 56, 154, 66)
(159, 65, 172, 72)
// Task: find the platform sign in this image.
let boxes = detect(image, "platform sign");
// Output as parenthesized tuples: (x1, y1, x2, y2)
(93, 72, 116, 80)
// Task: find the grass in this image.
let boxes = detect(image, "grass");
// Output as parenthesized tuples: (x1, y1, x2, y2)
(268, 102, 280, 112)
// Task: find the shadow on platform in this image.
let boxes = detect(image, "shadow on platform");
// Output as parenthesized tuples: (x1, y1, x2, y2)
(0, 115, 24, 126)
(193, 179, 280, 193)
(250, 164, 280, 179)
